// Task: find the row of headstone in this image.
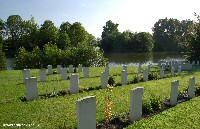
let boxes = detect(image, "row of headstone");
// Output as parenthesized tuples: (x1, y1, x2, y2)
(158, 61, 194, 71)
(47, 64, 83, 75)
(76, 77, 196, 128)
(76, 87, 144, 129)
(170, 77, 196, 106)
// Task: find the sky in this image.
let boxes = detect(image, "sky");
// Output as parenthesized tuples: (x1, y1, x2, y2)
(0, 0, 200, 38)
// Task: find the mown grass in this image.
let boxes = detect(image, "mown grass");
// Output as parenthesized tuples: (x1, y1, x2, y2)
(0, 65, 200, 128)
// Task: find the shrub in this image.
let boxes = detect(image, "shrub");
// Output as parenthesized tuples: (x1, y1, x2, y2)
(0, 39, 6, 70)
(150, 96, 163, 112)
(148, 72, 158, 80)
(108, 76, 115, 86)
(142, 100, 154, 115)
(114, 83, 122, 87)
(130, 75, 140, 84)
(195, 84, 200, 95)
(15, 42, 108, 69)
(142, 95, 163, 115)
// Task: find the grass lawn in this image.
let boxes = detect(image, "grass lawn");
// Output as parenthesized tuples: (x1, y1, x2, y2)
(0, 65, 200, 128)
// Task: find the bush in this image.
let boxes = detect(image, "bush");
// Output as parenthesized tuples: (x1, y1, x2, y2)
(130, 75, 140, 84)
(195, 84, 200, 95)
(142, 99, 154, 115)
(148, 72, 158, 80)
(15, 42, 108, 69)
(108, 76, 115, 86)
(0, 38, 6, 70)
(142, 95, 163, 115)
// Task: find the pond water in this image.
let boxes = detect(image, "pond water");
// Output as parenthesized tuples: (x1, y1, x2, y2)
(105, 52, 186, 66)
(6, 52, 185, 69)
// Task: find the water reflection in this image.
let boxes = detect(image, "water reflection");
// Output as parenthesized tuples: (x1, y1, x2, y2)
(105, 52, 185, 66)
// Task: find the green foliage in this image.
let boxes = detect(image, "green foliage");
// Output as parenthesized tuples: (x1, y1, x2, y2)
(187, 13, 200, 61)
(132, 32, 154, 52)
(38, 20, 59, 48)
(130, 75, 140, 84)
(152, 17, 193, 52)
(142, 99, 154, 115)
(195, 84, 200, 95)
(108, 76, 115, 86)
(15, 42, 108, 69)
(143, 95, 163, 115)
(0, 38, 6, 70)
(68, 22, 89, 46)
(100, 20, 154, 53)
(148, 72, 158, 80)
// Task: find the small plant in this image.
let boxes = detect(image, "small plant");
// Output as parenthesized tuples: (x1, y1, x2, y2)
(114, 83, 122, 87)
(148, 72, 158, 80)
(108, 76, 115, 86)
(142, 95, 163, 115)
(74, 67, 77, 73)
(133, 75, 140, 83)
(106, 84, 113, 122)
(142, 99, 154, 115)
(195, 84, 200, 95)
(150, 95, 163, 112)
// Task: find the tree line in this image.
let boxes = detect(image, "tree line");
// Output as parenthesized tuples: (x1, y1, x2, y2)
(100, 19, 194, 53)
(0, 15, 107, 69)
(0, 14, 200, 70)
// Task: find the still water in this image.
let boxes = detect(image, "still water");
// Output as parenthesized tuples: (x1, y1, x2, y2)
(105, 52, 185, 66)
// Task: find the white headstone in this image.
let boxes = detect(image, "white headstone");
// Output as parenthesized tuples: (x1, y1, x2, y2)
(47, 65, 53, 75)
(25, 77, 38, 101)
(105, 65, 110, 75)
(143, 69, 148, 82)
(77, 96, 96, 129)
(78, 64, 83, 72)
(57, 65, 62, 74)
(70, 74, 79, 94)
(188, 77, 196, 98)
(61, 67, 68, 80)
(178, 66, 181, 76)
(40, 68, 47, 82)
(101, 72, 108, 89)
(84, 67, 90, 78)
(23, 69, 30, 83)
(69, 65, 74, 73)
(160, 68, 164, 79)
(170, 80, 179, 106)
(197, 61, 199, 65)
(130, 87, 144, 122)
(138, 64, 142, 73)
(121, 70, 127, 85)
(123, 65, 128, 72)
(171, 67, 175, 77)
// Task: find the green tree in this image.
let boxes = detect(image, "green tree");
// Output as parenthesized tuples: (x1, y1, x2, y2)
(152, 18, 179, 51)
(187, 13, 200, 61)
(57, 31, 71, 49)
(68, 22, 88, 46)
(6, 15, 23, 53)
(132, 32, 154, 52)
(113, 31, 133, 53)
(20, 16, 39, 51)
(59, 21, 71, 34)
(0, 37, 6, 70)
(100, 20, 119, 53)
(0, 18, 5, 38)
(38, 20, 59, 48)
